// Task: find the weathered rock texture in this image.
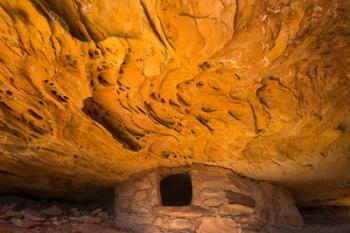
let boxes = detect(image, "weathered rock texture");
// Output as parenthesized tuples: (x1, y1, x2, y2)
(115, 165, 304, 233)
(0, 0, 349, 205)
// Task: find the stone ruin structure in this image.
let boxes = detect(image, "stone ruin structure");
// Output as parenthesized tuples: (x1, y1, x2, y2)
(115, 165, 303, 233)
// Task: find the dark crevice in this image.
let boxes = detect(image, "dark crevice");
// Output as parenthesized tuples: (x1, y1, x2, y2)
(139, 0, 168, 50)
(0, 170, 21, 178)
(82, 98, 142, 152)
(196, 115, 214, 133)
(27, 109, 43, 120)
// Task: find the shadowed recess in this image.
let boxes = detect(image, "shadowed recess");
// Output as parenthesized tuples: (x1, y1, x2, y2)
(160, 173, 192, 206)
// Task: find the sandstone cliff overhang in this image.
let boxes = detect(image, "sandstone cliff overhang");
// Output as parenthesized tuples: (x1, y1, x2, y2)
(0, 0, 349, 206)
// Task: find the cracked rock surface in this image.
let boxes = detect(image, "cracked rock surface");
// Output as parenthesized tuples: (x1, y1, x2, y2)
(0, 0, 349, 206)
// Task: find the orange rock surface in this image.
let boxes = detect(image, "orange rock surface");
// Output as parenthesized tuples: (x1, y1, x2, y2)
(0, 0, 349, 205)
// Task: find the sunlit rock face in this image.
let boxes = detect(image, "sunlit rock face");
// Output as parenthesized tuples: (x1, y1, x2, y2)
(0, 0, 349, 205)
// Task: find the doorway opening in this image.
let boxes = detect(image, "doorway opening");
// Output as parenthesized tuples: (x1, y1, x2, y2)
(160, 173, 192, 206)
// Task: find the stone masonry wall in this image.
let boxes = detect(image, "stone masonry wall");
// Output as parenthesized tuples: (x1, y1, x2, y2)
(115, 165, 304, 233)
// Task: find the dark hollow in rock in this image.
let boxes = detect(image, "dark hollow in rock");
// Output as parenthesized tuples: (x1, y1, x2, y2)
(160, 173, 192, 206)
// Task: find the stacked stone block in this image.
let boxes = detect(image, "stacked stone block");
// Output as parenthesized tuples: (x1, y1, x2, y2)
(115, 165, 303, 233)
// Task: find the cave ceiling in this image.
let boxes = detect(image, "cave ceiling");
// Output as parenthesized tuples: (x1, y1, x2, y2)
(0, 0, 349, 205)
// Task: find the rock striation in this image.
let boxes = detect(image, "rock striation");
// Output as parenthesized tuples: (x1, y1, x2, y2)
(0, 0, 349, 206)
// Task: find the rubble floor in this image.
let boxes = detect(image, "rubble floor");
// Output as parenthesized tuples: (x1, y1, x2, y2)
(0, 195, 350, 233)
